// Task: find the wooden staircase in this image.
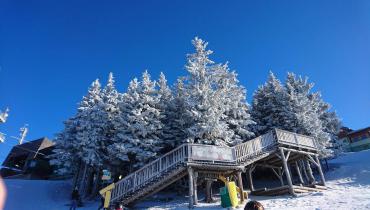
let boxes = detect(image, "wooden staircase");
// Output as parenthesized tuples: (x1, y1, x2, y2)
(103, 129, 321, 207)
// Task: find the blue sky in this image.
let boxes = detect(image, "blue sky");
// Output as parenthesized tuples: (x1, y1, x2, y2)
(0, 0, 369, 160)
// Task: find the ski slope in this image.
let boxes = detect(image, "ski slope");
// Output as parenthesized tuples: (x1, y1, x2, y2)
(3, 149, 370, 210)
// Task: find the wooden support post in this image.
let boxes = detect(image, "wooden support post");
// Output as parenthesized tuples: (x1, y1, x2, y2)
(193, 171, 198, 205)
(305, 159, 315, 185)
(300, 160, 309, 183)
(315, 155, 326, 186)
(188, 167, 194, 209)
(237, 171, 245, 202)
(278, 168, 284, 186)
(247, 167, 255, 192)
(295, 161, 304, 185)
(205, 179, 214, 203)
(280, 148, 296, 196)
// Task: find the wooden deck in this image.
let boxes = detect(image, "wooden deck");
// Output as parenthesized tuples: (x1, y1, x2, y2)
(98, 129, 327, 208)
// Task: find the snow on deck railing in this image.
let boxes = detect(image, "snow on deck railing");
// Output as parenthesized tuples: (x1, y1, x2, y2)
(110, 143, 236, 203)
(111, 144, 188, 202)
(110, 129, 318, 203)
(234, 130, 276, 164)
(274, 129, 317, 150)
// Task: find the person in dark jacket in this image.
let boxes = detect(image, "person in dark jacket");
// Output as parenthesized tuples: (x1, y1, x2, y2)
(244, 200, 264, 210)
(98, 195, 105, 210)
(70, 187, 80, 210)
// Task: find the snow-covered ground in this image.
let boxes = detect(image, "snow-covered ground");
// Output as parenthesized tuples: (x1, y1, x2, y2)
(3, 149, 370, 210)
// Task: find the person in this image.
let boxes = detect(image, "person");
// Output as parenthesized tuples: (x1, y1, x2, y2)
(98, 195, 105, 210)
(70, 187, 80, 210)
(115, 203, 123, 210)
(244, 200, 264, 210)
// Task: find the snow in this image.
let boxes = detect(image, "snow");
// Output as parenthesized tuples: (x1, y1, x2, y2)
(4, 149, 370, 210)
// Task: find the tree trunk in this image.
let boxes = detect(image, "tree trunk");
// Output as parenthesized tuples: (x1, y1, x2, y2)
(90, 168, 102, 198)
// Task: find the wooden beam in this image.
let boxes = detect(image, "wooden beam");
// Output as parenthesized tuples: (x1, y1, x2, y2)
(281, 147, 317, 156)
(285, 151, 291, 161)
(237, 171, 245, 202)
(305, 159, 315, 185)
(295, 161, 304, 185)
(193, 171, 198, 205)
(188, 167, 194, 208)
(271, 167, 284, 186)
(279, 147, 296, 196)
(247, 167, 255, 192)
(315, 155, 326, 186)
(307, 155, 320, 167)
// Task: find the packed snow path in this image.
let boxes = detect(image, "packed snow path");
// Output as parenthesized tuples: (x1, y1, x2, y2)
(3, 149, 370, 209)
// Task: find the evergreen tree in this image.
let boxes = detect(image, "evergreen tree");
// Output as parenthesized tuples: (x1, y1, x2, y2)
(114, 71, 164, 169)
(162, 78, 188, 148)
(51, 79, 105, 173)
(183, 37, 232, 146)
(50, 117, 79, 175)
(251, 72, 286, 135)
(100, 73, 122, 170)
(213, 63, 255, 145)
(251, 72, 341, 156)
(182, 37, 254, 146)
(74, 79, 106, 167)
(157, 72, 179, 150)
(282, 73, 330, 156)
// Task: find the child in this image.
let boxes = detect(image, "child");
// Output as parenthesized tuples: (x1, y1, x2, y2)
(244, 200, 264, 210)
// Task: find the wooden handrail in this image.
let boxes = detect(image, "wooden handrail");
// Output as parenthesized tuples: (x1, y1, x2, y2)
(108, 129, 318, 204)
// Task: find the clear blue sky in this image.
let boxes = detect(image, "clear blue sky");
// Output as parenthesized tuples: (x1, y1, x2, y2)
(1, 0, 369, 160)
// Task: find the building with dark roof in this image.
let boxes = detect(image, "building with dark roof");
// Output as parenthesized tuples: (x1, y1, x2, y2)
(339, 127, 370, 152)
(1, 137, 55, 179)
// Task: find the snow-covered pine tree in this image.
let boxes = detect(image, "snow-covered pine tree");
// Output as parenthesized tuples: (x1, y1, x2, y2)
(108, 79, 139, 173)
(74, 79, 107, 167)
(182, 37, 254, 146)
(310, 92, 342, 157)
(156, 72, 178, 151)
(212, 63, 255, 145)
(51, 79, 107, 175)
(114, 71, 164, 169)
(282, 73, 330, 156)
(50, 117, 80, 175)
(251, 71, 286, 136)
(98, 73, 122, 176)
(182, 37, 231, 146)
(161, 78, 189, 149)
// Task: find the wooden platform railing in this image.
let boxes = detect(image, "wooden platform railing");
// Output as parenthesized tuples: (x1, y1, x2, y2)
(234, 130, 276, 164)
(274, 129, 317, 150)
(107, 129, 318, 204)
(111, 144, 189, 203)
(110, 143, 237, 203)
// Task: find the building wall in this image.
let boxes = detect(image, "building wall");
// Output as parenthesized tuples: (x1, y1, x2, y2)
(340, 127, 370, 152)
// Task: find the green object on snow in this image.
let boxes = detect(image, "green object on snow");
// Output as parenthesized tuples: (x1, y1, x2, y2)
(220, 187, 232, 208)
